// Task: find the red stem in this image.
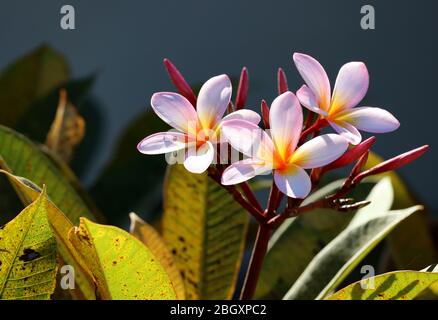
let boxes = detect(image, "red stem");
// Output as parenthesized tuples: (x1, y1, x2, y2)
(266, 181, 280, 217)
(299, 118, 327, 145)
(239, 179, 280, 300)
(240, 182, 264, 213)
(240, 225, 271, 300)
(303, 111, 315, 130)
(208, 168, 265, 224)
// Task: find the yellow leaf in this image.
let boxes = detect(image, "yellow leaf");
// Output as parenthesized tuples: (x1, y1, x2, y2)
(129, 212, 185, 299)
(0, 170, 95, 299)
(45, 89, 85, 163)
(328, 265, 438, 300)
(0, 187, 58, 300)
(69, 218, 177, 300)
(162, 164, 249, 299)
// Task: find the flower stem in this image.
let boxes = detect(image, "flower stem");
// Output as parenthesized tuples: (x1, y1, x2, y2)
(266, 180, 280, 217)
(240, 224, 271, 300)
(240, 182, 264, 213)
(299, 118, 327, 144)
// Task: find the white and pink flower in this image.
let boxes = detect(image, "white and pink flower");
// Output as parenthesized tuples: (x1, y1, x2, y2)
(293, 53, 400, 145)
(137, 75, 260, 174)
(221, 91, 349, 198)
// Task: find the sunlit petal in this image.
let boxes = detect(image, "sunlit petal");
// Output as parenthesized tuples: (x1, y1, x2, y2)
(197, 75, 232, 129)
(291, 134, 349, 169)
(269, 91, 303, 160)
(137, 131, 189, 155)
(221, 159, 271, 185)
(221, 119, 274, 160)
(274, 165, 311, 198)
(183, 141, 215, 174)
(151, 92, 198, 134)
(336, 107, 400, 133)
(331, 62, 369, 114)
(296, 85, 328, 116)
(329, 121, 362, 145)
(293, 53, 331, 111)
(221, 109, 261, 124)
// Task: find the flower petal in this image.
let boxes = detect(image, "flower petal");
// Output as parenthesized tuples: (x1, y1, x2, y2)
(291, 134, 349, 169)
(330, 62, 369, 114)
(269, 91, 303, 160)
(329, 121, 362, 145)
(183, 141, 215, 174)
(137, 131, 189, 155)
(296, 85, 328, 116)
(197, 75, 232, 129)
(274, 166, 311, 198)
(151, 92, 198, 134)
(336, 107, 400, 133)
(221, 159, 271, 185)
(221, 109, 261, 124)
(221, 119, 274, 160)
(293, 53, 331, 111)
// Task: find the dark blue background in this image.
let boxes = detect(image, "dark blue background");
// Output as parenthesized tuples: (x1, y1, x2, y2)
(0, 0, 435, 211)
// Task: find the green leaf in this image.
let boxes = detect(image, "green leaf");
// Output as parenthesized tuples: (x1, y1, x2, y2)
(327, 264, 438, 300)
(69, 218, 177, 300)
(91, 109, 169, 225)
(365, 152, 437, 270)
(0, 170, 96, 299)
(255, 179, 355, 299)
(0, 188, 58, 300)
(284, 178, 423, 300)
(0, 44, 69, 127)
(0, 125, 98, 225)
(161, 164, 249, 299)
(129, 212, 186, 299)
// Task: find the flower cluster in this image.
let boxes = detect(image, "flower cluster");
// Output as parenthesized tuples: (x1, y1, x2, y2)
(137, 53, 427, 301)
(138, 53, 419, 202)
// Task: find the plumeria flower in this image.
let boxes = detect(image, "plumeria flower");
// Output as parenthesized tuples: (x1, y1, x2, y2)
(221, 91, 349, 198)
(137, 75, 261, 174)
(293, 53, 400, 145)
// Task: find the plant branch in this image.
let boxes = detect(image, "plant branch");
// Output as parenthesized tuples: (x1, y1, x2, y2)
(208, 167, 266, 224)
(240, 225, 271, 300)
(266, 180, 280, 217)
(240, 182, 264, 213)
(298, 118, 327, 145)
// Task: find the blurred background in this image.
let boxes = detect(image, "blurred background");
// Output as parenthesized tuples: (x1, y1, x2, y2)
(0, 0, 436, 226)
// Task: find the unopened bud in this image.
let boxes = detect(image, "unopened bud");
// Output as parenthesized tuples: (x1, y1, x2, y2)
(277, 68, 288, 94)
(261, 100, 270, 129)
(322, 137, 376, 173)
(235, 67, 249, 110)
(353, 145, 429, 184)
(163, 58, 197, 107)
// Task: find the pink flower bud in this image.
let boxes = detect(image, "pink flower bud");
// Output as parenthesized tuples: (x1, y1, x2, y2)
(277, 68, 288, 94)
(350, 150, 369, 178)
(322, 136, 376, 173)
(353, 145, 429, 184)
(261, 99, 270, 129)
(163, 58, 197, 107)
(235, 67, 249, 110)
